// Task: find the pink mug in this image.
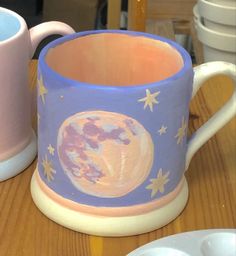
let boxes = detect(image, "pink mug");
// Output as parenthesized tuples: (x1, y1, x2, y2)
(0, 7, 75, 181)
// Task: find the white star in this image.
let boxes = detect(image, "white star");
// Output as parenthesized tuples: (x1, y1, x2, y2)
(42, 155, 56, 182)
(47, 144, 55, 155)
(38, 74, 48, 104)
(158, 125, 167, 135)
(175, 116, 187, 145)
(146, 168, 170, 198)
(138, 89, 160, 112)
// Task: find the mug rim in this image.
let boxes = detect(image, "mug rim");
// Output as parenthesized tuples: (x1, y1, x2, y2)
(0, 7, 26, 45)
(39, 30, 193, 89)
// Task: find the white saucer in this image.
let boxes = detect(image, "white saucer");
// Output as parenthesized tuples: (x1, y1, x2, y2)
(0, 130, 37, 181)
(128, 229, 236, 256)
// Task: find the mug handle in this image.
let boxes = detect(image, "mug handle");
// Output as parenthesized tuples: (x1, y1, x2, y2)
(185, 61, 236, 170)
(29, 21, 75, 58)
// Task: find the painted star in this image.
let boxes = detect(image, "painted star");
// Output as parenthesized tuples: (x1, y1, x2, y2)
(146, 168, 170, 198)
(38, 74, 48, 104)
(42, 155, 56, 182)
(158, 125, 167, 135)
(175, 116, 187, 145)
(47, 144, 55, 155)
(138, 89, 160, 112)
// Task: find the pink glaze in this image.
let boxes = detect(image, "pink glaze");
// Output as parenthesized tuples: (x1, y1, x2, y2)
(0, 18, 31, 161)
(36, 169, 184, 217)
(46, 33, 183, 86)
(0, 8, 75, 162)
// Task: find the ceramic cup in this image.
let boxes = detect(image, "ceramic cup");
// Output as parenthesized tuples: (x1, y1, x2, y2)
(193, 4, 200, 29)
(198, 0, 236, 35)
(208, 0, 236, 7)
(31, 30, 236, 236)
(198, 0, 236, 27)
(197, 18, 236, 64)
(0, 7, 75, 181)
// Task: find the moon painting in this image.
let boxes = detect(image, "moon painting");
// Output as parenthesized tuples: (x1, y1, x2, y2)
(57, 111, 154, 198)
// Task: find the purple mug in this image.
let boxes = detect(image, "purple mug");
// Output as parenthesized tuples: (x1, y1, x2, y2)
(31, 30, 236, 236)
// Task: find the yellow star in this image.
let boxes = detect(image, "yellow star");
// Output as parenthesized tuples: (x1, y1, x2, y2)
(47, 144, 55, 155)
(158, 125, 167, 135)
(42, 155, 56, 182)
(138, 89, 160, 112)
(146, 168, 170, 198)
(38, 75, 48, 104)
(175, 116, 187, 145)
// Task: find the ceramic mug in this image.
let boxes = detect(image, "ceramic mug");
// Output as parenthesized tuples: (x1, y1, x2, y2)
(0, 7, 74, 181)
(31, 30, 236, 236)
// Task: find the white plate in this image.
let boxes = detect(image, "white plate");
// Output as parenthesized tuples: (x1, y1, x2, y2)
(127, 229, 236, 256)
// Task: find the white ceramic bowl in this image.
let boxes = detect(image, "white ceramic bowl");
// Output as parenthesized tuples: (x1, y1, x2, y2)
(197, 18, 236, 64)
(201, 232, 236, 256)
(193, 4, 200, 28)
(204, 19, 236, 34)
(207, 0, 236, 7)
(198, 0, 236, 26)
(128, 229, 236, 256)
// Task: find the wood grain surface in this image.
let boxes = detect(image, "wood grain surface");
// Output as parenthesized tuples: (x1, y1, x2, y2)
(107, 0, 122, 29)
(128, 0, 147, 31)
(0, 60, 235, 256)
(147, 0, 197, 21)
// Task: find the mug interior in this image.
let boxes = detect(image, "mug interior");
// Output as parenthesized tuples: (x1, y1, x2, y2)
(46, 33, 184, 86)
(0, 9, 21, 41)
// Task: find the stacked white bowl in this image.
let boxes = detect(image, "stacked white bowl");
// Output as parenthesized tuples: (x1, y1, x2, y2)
(194, 0, 236, 64)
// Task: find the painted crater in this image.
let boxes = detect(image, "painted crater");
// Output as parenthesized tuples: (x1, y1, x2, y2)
(57, 111, 154, 198)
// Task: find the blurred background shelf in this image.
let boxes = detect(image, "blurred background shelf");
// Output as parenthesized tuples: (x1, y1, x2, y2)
(0, 0, 43, 27)
(0, 0, 202, 62)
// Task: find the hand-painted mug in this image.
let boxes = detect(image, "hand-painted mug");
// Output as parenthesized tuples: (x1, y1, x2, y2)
(31, 30, 236, 236)
(0, 7, 74, 181)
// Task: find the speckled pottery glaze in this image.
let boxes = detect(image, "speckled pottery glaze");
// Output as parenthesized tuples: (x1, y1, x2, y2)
(31, 30, 236, 236)
(0, 7, 74, 181)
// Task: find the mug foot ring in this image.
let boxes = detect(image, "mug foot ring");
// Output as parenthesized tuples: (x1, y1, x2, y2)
(31, 168, 189, 236)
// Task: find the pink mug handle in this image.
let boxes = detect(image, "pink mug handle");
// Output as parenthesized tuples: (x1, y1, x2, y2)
(29, 21, 75, 58)
(29, 21, 75, 129)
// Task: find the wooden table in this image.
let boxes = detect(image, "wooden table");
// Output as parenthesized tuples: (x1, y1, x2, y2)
(0, 60, 235, 256)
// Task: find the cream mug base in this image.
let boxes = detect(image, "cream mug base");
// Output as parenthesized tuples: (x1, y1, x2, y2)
(31, 169, 188, 237)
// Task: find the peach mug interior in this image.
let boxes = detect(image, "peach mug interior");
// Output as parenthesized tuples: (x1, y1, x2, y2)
(46, 33, 184, 86)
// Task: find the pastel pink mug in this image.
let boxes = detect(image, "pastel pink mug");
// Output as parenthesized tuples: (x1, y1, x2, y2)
(0, 7, 75, 181)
